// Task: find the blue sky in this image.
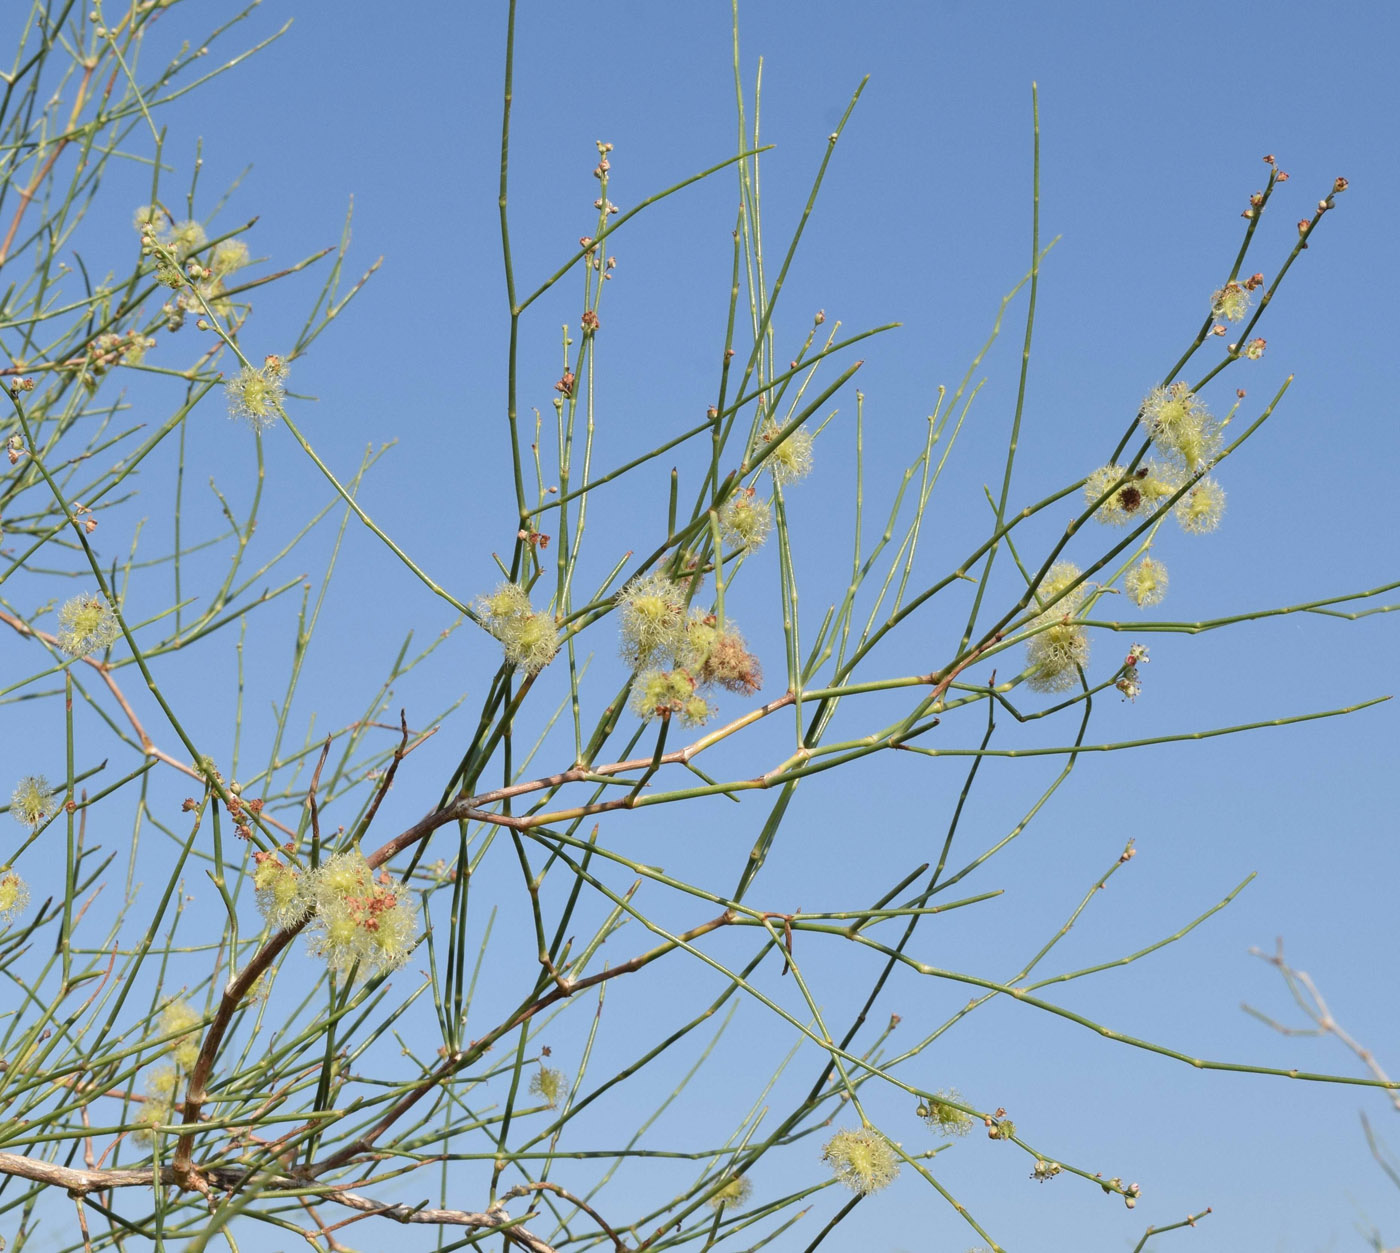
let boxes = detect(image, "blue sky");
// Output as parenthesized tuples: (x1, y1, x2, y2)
(16, 1, 1399, 1249)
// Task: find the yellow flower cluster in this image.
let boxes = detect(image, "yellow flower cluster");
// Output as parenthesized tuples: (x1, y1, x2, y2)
(477, 582, 559, 674)
(619, 579, 763, 727)
(1024, 562, 1090, 693)
(252, 849, 418, 979)
(303, 851, 418, 978)
(757, 419, 814, 484)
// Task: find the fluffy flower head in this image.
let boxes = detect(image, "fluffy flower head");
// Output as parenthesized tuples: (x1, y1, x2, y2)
(617, 572, 687, 669)
(10, 775, 58, 829)
(629, 668, 699, 723)
(0, 871, 30, 926)
(708, 1175, 753, 1211)
(305, 851, 418, 977)
(1032, 561, 1086, 620)
(677, 610, 720, 672)
(1211, 280, 1251, 323)
(1082, 464, 1173, 527)
(1140, 383, 1222, 473)
(477, 583, 558, 673)
(1175, 477, 1226, 534)
(132, 204, 165, 233)
(1024, 562, 1090, 691)
(57, 593, 120, 657)
(211, 239, 249, 277)
(1125, 556, 1168, 607)
(699, 627, 763, 696)
(254, 852, 311, 929)
(161, 1000, 203, 1070)
(758, 420, 814, 485)
(718, 488, 772, 550)
(918, 1090, 974, 1137)
(823, 1126, 900, 1195)
(166, 220, 206, 259)
(226, 360, 286, 431)
(530, 1066, 567, 1109)
(1026, 622, 1090, 693)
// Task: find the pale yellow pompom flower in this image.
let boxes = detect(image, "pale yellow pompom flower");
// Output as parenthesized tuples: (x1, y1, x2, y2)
(57, 593, 120, 657)
(1125, 556, 1169, 607)
(226, 359, 287, 431)
(617, 572, 687, 670)
(708, 1174, 752, 1211)
(758, 420, 814, 484)
(160, 1000, 204, 1070)
(1175, 477, 1226, 534)
(0, 871, 30, 926)
(10, 775, 58, 829)
(822, 1126, 900, 1195)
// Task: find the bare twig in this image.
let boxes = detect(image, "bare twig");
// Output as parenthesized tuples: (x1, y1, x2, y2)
(0, 1154, 556, 1250)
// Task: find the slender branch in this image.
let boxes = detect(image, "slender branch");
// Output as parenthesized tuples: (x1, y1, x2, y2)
(0, 1154, 557, 1249)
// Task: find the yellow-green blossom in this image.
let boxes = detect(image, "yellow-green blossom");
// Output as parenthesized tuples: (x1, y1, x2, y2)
(133, 204, 165, 233)
(160, 1000, 203, 1070)
(1211, 280, 1251, 322)
(57, 592, 120, 657)
(822, 1126, 900, 1195)
(1140, 383, 1222, 473)
(718, 488, 772, 550)
(305, 850, 418, 977)
(677, 609, 720, 672)
(211, 239, 249, 277)
(629, 668, 698, 722)
(10, 775, 58, 829)
(253, 852, 310, 929)
(1031, 561, 1085, 619)
(758, 420, 814, 485)
(617, 572, 686, 670)
(132, 1066, 180, 1146)
(1082, 463, 1174, 527)
(225, 360, 287, 431)
(1026, 622, 1090, 692)
(477, 583, 558, 673)
(1024, 562, 1091, 692)
(1124, 556, 1168, 607)
(529, 1066, 566, 1109)
(166, 219, 206, 259)
(147, 1065, 179, 1098)
(1174, 477, 1226, 534)
(708, 1175, 752, 1211)
(0, 871, 29, 926)
(477, 582, 531, 626)
(918, 1090, 973, 1137)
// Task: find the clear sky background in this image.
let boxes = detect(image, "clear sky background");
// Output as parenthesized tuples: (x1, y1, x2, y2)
(21, 2, 1399, 1250)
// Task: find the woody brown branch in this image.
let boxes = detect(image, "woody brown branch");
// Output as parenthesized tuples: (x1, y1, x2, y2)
(165, 650, 976, 1193)
(0, 1154, 557, 1250)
